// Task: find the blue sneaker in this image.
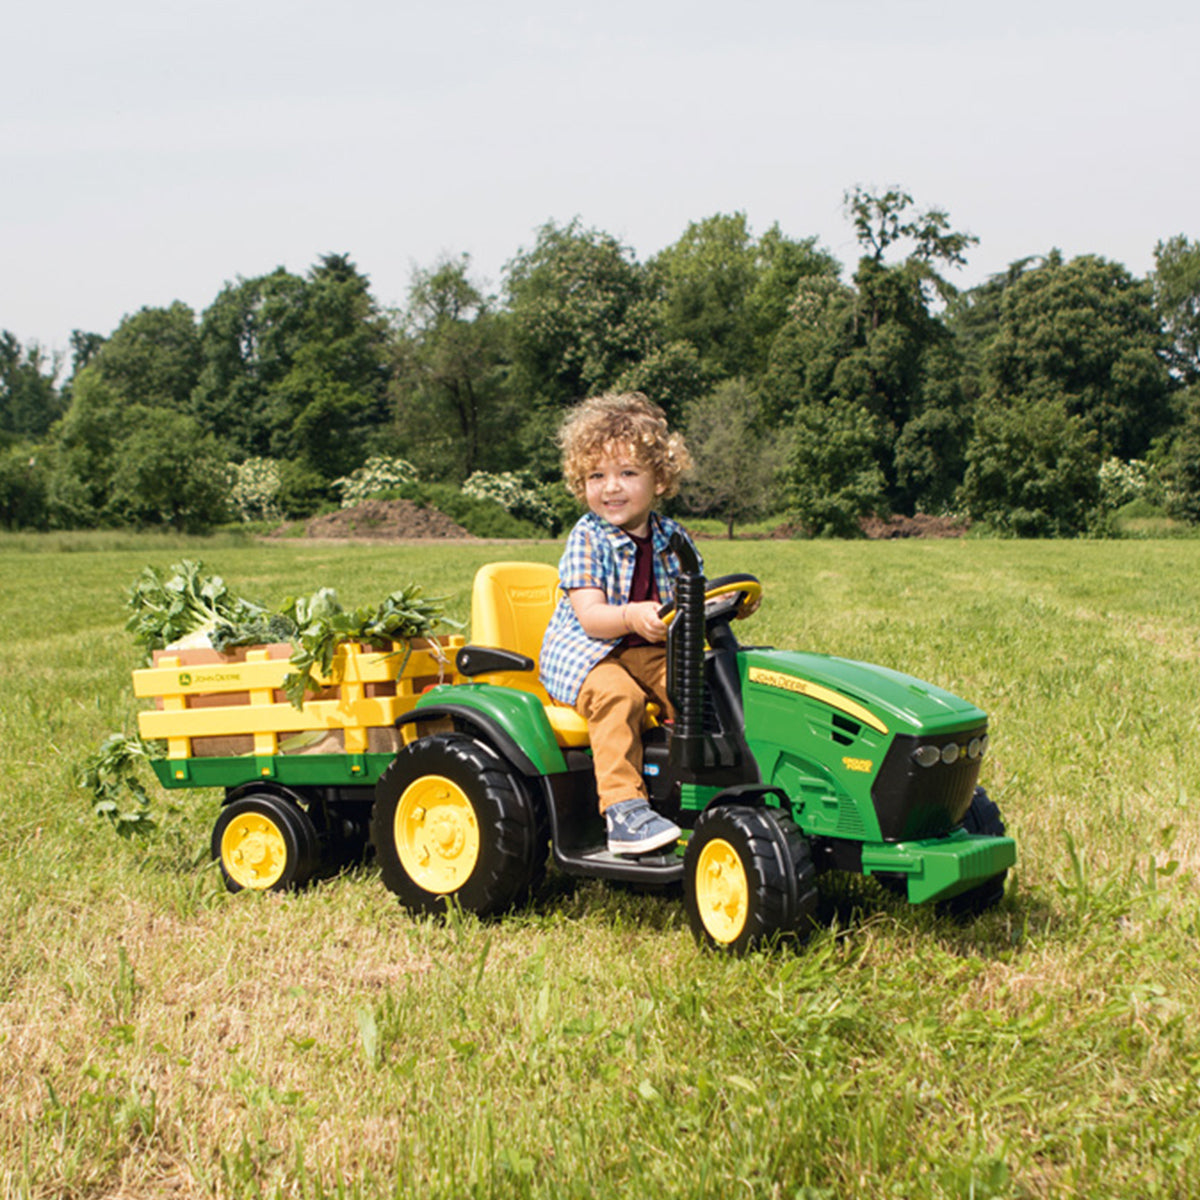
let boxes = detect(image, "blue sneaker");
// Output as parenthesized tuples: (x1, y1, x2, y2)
(605, 798, 681, 856)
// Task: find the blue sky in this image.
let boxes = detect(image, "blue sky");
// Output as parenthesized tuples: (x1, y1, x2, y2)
(3, 0, 1197, 360)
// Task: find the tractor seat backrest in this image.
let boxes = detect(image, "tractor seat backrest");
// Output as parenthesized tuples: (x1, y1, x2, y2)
(470, 561, 560, 701)
(469, 562, 590, 748)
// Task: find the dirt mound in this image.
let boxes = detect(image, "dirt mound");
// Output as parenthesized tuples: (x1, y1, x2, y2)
(859, 513, 968, 539)
(277, 499, 473, 541)
(752, 513, 968, 540)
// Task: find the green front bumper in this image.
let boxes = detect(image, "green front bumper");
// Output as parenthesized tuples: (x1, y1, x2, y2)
(862, 831, 1017, 904)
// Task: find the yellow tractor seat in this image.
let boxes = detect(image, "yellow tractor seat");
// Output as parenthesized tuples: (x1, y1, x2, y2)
(465, 561, 590, 748)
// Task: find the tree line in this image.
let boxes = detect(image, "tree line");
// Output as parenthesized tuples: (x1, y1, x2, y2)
(3, 188, 1199, 537)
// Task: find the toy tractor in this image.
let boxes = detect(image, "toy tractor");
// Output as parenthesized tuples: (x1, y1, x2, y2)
(369, 540, 1015, 951)
(137, 545, 1015, 951)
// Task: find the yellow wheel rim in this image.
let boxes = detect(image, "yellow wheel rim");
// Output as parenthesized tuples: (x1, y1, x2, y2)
(694, 837, 749, 944)
(221, 811, 289, 890)
(394, 775, 480, 894)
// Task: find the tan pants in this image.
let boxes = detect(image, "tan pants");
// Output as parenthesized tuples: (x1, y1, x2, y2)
(574, 644, 673, 813)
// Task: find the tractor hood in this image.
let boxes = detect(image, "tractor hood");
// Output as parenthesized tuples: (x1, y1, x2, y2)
(739, 647, 986, 740)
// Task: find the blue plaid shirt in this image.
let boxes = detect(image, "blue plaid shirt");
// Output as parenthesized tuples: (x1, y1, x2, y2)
(539, 511, 702, 705)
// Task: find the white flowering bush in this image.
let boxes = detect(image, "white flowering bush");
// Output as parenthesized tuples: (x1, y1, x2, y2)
(334, 456, 419, 508)
(462, 471, 556, 530)
(230, 457, 284, 523)
(1097, 457, 1156, 513)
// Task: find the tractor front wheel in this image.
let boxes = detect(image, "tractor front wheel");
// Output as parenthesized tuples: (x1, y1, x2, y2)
(372, 733, 541, 918)
(684, 805, 816, 953)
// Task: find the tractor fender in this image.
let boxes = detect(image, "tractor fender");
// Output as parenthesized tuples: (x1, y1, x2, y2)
(396, 684, 568, 779)
(703, 782, 793, 815)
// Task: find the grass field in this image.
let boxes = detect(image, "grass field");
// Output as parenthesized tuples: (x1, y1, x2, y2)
(2, 531, 1199, 1199)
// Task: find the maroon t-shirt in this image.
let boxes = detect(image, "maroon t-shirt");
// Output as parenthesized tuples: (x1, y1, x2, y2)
(624, 531, 660, 647)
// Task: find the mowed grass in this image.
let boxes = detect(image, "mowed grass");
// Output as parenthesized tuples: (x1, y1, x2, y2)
(2, 531, 1200, 1199)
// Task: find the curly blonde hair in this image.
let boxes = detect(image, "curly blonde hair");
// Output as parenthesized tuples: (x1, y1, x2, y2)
(559, 392, 692, 502)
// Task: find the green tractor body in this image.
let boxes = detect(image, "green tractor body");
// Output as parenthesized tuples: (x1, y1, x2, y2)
(386, 545, 1015, 943)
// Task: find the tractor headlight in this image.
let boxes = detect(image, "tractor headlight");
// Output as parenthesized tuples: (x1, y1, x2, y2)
(912, 744, 941, 768)
(912, 733, 987, 769)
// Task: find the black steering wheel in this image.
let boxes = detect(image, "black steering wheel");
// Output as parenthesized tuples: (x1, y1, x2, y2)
(658, 573, 762, 627)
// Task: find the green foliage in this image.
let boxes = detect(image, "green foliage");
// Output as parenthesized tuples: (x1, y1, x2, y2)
(960, 397, 1101, 536)
(90, 302, 202, 412)
(845, 184, 979, 275)
(611, 339, 711, 424)
(276, 458, 333, 518)
(1153, 234, 1200, 385)
(892, 396, 973, 513)
(649, 212, 763, 381)
(192, 255, 391, 477)
(1097, 456, 1159, 513)
(45, 366, 124, 525)
(786, 398, 888, 536)
(1149, 385, 1200, 522)
(229, 456, 284, 522)
(77, 733, 162, 836)
(192, 266, 310, 458)
(334, 455, 420, 507)
(0, 441, 50, 529)
(649, 213, 841, 387)
(391, 254, 513, 479)
(682, 378, 783, 536)
(9, 201, 1200, 540)
(461, 470, 556, 531)
(981, 251, 1172, 460)
(0, 330, 64, 437)
(42, 369, 229, 532)
(122, 555, 451, 717)
(106, 408, 231, 532)
(761, 275, 855, 424)
(504, 218, 655, 407)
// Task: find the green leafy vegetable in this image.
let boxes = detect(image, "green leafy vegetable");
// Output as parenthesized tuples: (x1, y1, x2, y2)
(78, 734, 164, 837)
(279, 583, 454, 708)
(125, 559, 275, 659)
(210, 612, 298, 652)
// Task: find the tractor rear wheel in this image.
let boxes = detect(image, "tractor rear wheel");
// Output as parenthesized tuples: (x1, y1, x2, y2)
(684, 805, 815, 953)
(213, 792, 320, 893)
(372, 733, 541, 917)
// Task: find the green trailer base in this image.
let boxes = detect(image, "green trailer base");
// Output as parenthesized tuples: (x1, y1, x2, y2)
(150, 753, 397, 791)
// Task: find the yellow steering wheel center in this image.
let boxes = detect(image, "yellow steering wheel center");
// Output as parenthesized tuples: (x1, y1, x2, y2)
(395, 775, 481, 894)
(695, 837, 749, 944)
(221, 811, 288, 890)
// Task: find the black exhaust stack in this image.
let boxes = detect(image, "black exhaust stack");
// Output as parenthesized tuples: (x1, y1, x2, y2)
(667, 534, 707, 771)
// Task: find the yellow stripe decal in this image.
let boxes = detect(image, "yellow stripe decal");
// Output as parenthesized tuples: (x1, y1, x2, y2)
(747, 667, 889, 735)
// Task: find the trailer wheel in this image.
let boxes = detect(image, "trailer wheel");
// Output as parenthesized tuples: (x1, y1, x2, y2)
(213, 793, 320, 893)
(372, 733, 539, 918)
(684, 805, 810, 953)
(938, 787, 1009, 917)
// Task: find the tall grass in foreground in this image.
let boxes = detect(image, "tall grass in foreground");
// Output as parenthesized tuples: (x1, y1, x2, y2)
(2, 534, 1200, 1199)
